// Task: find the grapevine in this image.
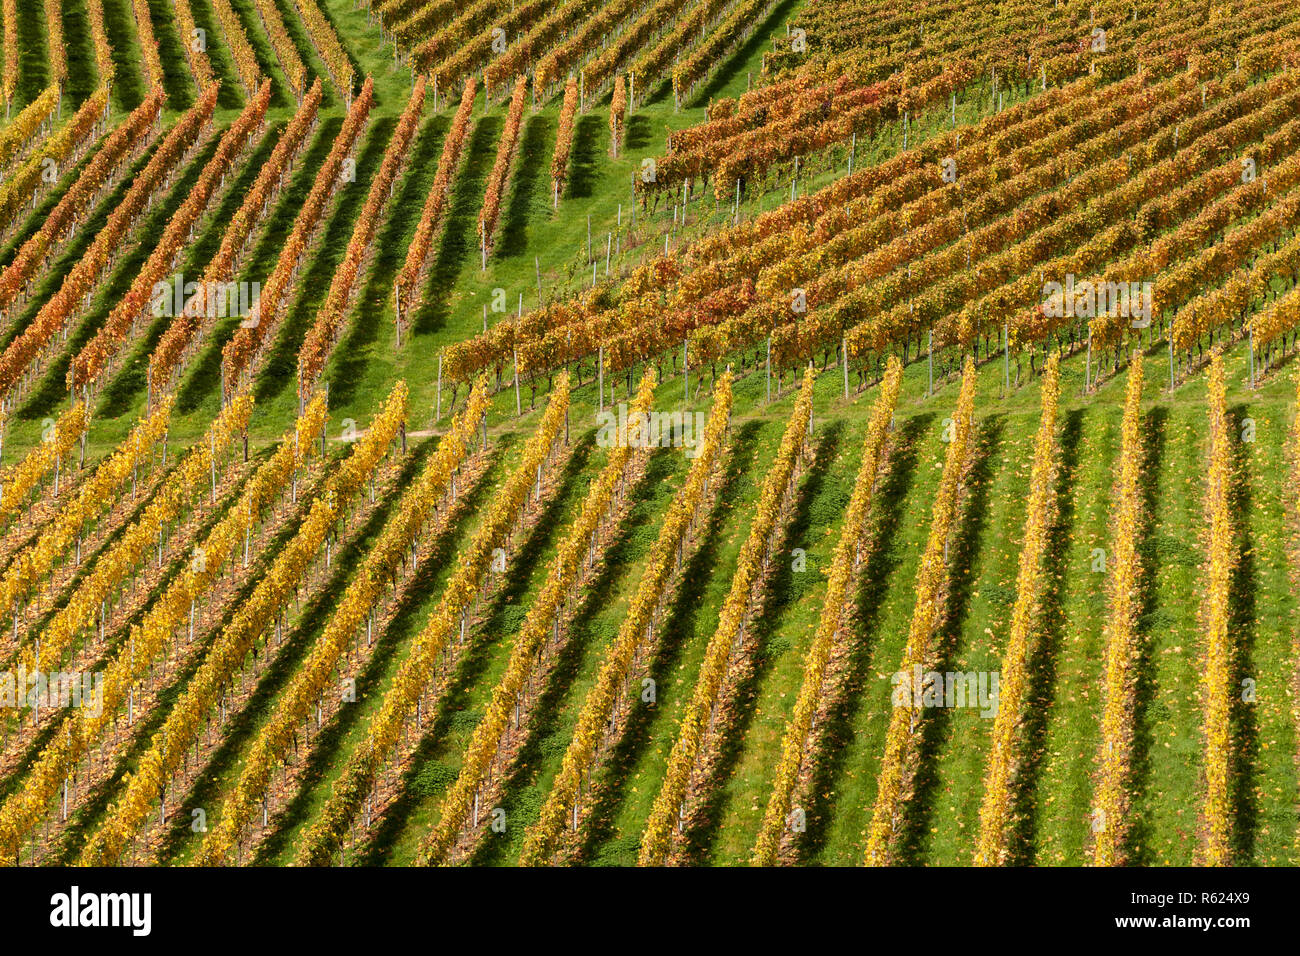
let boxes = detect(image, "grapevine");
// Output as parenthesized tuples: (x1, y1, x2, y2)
(752, 356, 903, 865)
(197, 380, 489, 865)
(0, 396, 328, 863)
(150, 82, 324, 393)
(395, 77, 475, 323)
(299, 77, 425, 396)
(477, 75, 527, 261)
(416, 372, 657, 866)
(975, 353, 1061, 865)
(864, 358, 977, 866)
(1092, 356, 1146, 867)
(1199, 353, 1235, 866)
(0, 86, 219, 402)
(72, 82, 273, 394)
(222, 77, 375, 395)
(0, 399, 173, 639)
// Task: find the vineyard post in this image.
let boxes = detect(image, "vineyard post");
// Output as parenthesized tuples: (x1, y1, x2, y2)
(1086, 330, 1092, 391)
(1169, 335, 1176, 390)
(1003, 323, 1010, 394)
(766, 336, 772, 402)
(1248, 329, 1256, 387)
(842, 337, 849, 398)
(394, 287, 401, 348)
(733, 179, 740, 222)
(927, 329, 933, 395)
(514, 349, 521, 415)
(436, 355, 442, 421)
(683, 339, 689, 403)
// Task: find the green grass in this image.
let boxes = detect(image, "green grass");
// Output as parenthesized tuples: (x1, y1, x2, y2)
(14, 0, 49, 110)
(100, 0, 145, 112)
(61, 0, 99, 106)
